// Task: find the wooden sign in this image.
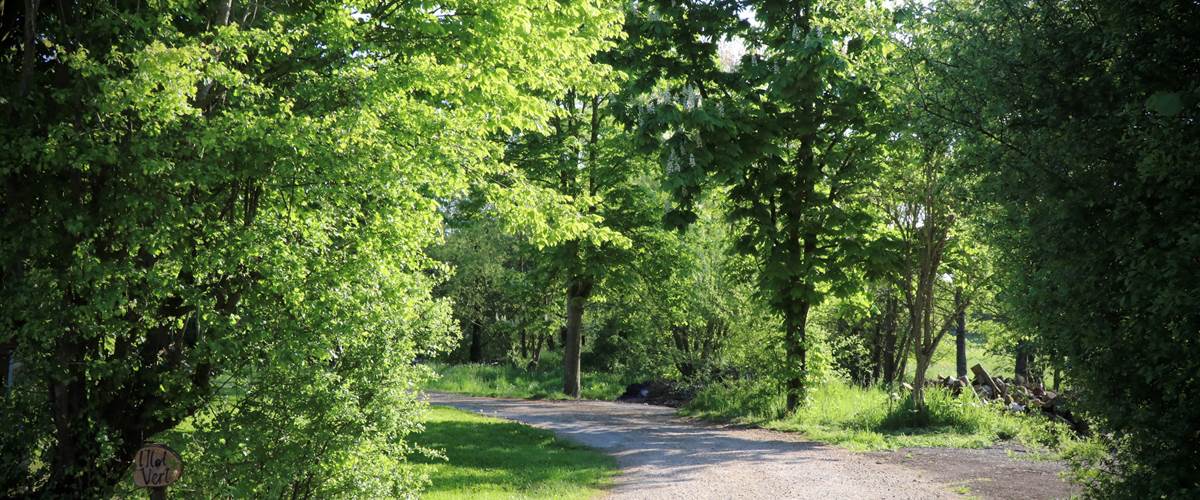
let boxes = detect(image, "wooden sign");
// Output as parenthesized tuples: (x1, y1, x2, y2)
(133, 443, 183, 488)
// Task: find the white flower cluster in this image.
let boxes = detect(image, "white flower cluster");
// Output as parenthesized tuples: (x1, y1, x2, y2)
(681, 84, 701, 110)
(664, 142, 697, 176)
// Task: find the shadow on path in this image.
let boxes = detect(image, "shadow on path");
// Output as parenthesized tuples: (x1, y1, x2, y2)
(425, 393, 957, 499)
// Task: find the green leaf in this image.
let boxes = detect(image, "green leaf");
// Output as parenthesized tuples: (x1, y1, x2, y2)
(1145, 91, 1183, 117)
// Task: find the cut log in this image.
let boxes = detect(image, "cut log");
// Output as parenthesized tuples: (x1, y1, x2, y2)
(971, 363, 1001, 400)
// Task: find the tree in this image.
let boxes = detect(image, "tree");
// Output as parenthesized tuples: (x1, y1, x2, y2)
(626, 0, 893, 411)
(923, 0, 1200, 494)
(878, 144, 983, 412)
(0, 0, 621, 495)
(875, 48, 968, 408)
(503, 84, 657, 397)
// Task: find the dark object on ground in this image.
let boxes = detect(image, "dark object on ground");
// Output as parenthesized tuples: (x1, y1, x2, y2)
(616, 381, 694, 407)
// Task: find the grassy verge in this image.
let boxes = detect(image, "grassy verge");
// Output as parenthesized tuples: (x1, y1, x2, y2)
(682, 379, 1089, 453)
(412, 406, 618, 499)
(424, 361, 629, 401)
(424, 362, 1099, 459)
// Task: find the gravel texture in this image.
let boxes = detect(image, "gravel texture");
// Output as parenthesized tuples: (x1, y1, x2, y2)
(866, 445, 1079, 499)
(427, 392, 961, 499)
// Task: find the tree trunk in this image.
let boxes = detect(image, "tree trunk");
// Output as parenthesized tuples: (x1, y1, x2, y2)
(954, 288, 968, 379)
(468, 322, 483, 363)
(784, 301, 812, 413)
(869, 319, 882, 385)
(18, 0, 40, 98)
(882, 294, 900, 385)
(528, 334, 544, 370)
(562, 279, 592, 398)
(912, 351, 932, 413)
(671, 325, 695, 378)
(895, 327, 913, 385)
(1015, 342, 1030, 384)
(519, 328, 528, 359)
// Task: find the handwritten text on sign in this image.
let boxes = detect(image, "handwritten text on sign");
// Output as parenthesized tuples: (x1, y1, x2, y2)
(133, 444, 183, 488)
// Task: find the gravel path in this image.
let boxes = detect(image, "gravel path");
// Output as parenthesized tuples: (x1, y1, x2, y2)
(426, 392, 958, 499)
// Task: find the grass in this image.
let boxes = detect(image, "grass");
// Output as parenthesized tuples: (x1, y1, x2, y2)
(683, 379, 1080, 452)
(411, 406, 618, 499)
(425, 357, 1090, 458)
(424, 360, 630, 401)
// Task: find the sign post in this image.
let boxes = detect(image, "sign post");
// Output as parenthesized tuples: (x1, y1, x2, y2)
(132, 443, 183, 499)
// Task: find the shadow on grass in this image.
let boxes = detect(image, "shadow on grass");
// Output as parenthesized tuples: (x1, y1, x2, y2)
(411, 407, 617, 499)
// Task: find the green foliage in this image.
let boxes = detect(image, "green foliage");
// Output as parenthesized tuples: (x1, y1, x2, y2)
(0, 0, 623, 496)
(411, 406, 618, 500)
(623, 0, 897, 409)
(920, 0, 1200, 495)
(3, 0, 1192, 496)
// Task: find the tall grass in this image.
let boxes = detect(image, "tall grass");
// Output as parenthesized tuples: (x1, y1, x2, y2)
(684, 379, 1078, 451)
(424, 357, 630, 401)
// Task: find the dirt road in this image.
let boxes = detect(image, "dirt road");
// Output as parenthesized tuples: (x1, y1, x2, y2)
(428, 392, 968, 499)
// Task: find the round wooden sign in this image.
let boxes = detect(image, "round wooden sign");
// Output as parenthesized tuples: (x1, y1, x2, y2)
(132, 443, 183, 488)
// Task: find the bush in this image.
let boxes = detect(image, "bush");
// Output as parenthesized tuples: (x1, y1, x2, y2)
(935, 1, 1200, 495)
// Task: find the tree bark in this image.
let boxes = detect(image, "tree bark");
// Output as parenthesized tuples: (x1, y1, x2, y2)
(468, 321, 483, 363)
(912, 350, 932, 413)
(784, 300, 812, 413)
(882, 293, 899, 384)
(869, 318, 882, 385)
(671, 325, 695, 378)
(17, 0, 40, 98)
(562, 279, 592, 398)
(527, 334, 544, 370)
(519, 328, 528, 359)
(955, 288, 968, 379)
(1015, 342, 1030, 383)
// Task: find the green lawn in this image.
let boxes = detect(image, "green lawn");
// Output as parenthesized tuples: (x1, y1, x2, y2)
(412, 406, 618, 500)
(424, 362, 629, 401)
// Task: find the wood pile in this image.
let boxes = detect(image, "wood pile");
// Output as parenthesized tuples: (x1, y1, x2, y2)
(928, 364, 1089, 435)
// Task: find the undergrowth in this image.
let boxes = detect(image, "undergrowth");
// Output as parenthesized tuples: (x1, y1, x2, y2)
(424, 361, 1105, 462)
(683, 378, 1091, 453)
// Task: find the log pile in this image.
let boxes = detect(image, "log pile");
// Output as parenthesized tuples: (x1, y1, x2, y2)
(928, 363, 1089, 435)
